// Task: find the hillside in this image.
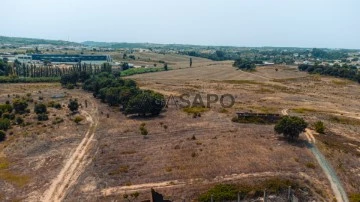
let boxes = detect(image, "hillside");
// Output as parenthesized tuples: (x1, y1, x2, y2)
(0, 36, 81, 46)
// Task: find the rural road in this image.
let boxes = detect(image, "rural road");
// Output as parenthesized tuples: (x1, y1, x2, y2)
(281, 109, 348, 202)
(101, 171, 317, 197)
(41, 103, 98, 202)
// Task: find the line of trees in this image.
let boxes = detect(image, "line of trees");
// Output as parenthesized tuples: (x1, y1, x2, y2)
(233, 58, 260, 70)
(0, 58, 112, 78)
(298, 64, 360, 83)
(80, 72, 165, 116)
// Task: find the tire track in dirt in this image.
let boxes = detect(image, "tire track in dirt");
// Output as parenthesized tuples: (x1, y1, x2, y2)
(100, 171, 323, 197)
(41, 104, 98, 202)
(282, 109, 348, 202)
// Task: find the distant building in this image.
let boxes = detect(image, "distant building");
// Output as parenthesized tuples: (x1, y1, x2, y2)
(31, 54, 112, 65)
(15, 55, 32, 63)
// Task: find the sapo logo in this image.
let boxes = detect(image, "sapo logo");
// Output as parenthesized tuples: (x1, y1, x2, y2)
(164, 94, 235, 108)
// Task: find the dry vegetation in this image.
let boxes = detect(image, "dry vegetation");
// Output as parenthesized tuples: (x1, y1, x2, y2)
(1, 53, 360, 201)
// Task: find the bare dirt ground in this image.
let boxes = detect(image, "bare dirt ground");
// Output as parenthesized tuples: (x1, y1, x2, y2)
(40, 102, 98, 202)
(111, 51, 213, 69)
(0, 84, 97, 201)
(1, 58, 360, 201)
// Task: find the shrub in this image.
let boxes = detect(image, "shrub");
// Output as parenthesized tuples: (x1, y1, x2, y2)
(12, 99, 28, 114)
(233, 58, 256, 70)
(37, 113, 48, 121)
(139, 124, 148, 138)
(306, 162, 316, 169)
(15, 117, 24, 125)
(48, 101, 62, 109)
(183, 107, 209, 114)
(52, 117, 64, 125)
(2, 113, 15, 120)
(34, 103, 47, 114)
(349, 193, 360, 202)
(314, 121, 325, 134)
(66, 83, 75, 89)
(73, 116, 83, 124)
(198, 184, 238, 202)
(0, 119, 11, 131)
(54, 103, 62, 109)
(0, 130, 5, 142)
(68, 99, 79, 112)
(0, 104, 13, 113)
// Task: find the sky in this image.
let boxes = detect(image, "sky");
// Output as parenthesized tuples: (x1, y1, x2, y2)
(1, 0, 360, 49)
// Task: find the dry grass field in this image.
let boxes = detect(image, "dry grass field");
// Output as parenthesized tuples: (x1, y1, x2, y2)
(0, 55, 360, 201)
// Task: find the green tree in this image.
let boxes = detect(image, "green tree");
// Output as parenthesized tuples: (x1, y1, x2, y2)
(78, 71, 91, 82)
(121, 62, 130, 70)
(60, 72, 78, 86)
(12, 99, 28, 114)
(233, 58, 256, 70)
(275, 116, 308, 140)
(34, 103, 47, 114)
(68, 99, 79, 112)
(125, 90, 165, 116)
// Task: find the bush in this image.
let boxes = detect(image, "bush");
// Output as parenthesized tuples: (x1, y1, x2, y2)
(350, 193, 360, 202)
(198, 184, 238, 202)
(314, 121, 325, 134)
(15, 117, 24, 125)
(2, 113, 15, 120)
(0, 130, 5, 142)
(0, 118, 11, 131)
(183, 107, 209, 114)
(305, 162, 316, 169)
(120, 67, 164, 77)
(34, 103, 47, 114)
(52, 117, 64, 125)
(139, 124, 148, 138)
(0, 76, 60, 83)
(233, 58, 256, 70)
(0, 104, 13, 114)
(12, 99, 28, 114)
(73, 116, 83, 124)
(66, 83, 75, 89)
(68, 99, 79, 112)
(37, 113, 48, 121)
(47, 101, 62, 109)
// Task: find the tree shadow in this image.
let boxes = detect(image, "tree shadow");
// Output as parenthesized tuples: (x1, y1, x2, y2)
(127, 113, 166, 121)
(276, 136, 309, 148)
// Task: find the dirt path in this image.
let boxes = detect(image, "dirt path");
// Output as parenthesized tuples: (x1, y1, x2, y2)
(41, 105, 98, 202)
(282, 109, 348, 202)
(100, 171, 317, 197)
